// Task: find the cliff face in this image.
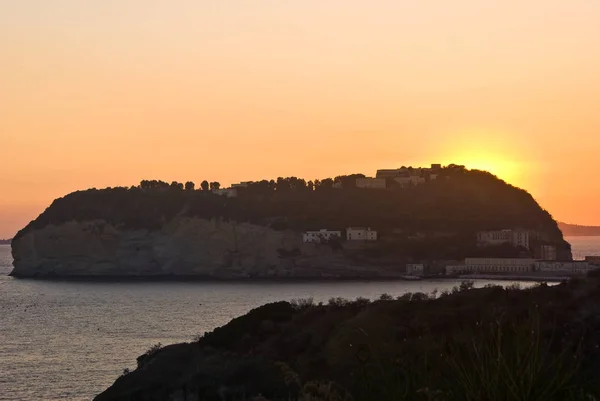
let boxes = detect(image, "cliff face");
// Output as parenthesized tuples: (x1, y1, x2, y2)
(10, 218, 371, 278)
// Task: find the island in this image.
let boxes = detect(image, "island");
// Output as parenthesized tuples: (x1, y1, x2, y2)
(10, 164, 571, 278)
(94, 277, 600, 400)
(559, 222, 600, 237)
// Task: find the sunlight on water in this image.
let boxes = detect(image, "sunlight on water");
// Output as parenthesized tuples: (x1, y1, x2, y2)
(1, 238, 598, 400)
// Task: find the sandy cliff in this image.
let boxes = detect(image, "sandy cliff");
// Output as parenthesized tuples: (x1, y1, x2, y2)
(10, 218, 378, 278)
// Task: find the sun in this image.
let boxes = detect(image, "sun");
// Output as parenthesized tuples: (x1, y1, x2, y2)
(433, 128, 530, 187)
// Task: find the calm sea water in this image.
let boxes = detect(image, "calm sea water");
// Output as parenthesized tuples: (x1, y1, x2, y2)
(1, 236, 598, 400)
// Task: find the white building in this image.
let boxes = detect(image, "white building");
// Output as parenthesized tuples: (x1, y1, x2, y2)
(406, 264, 425, 276)
(539, 245, 557, 261)
(409, 176, 426, 185)
(356, 177, 387, 189)
(303, 229, 342, 243)
(212, 188, 238, 198)
(534, 261, 593, 274)
(476, 229, 530, 250)
(346, 227, 378, 241)
(446, 258, 535, 275)
(586, 256, 600, 266)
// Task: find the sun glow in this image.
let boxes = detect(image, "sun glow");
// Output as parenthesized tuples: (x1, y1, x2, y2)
(433, 129, 533, 188)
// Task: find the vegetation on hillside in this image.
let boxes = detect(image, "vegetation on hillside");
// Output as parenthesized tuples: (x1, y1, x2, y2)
(96, 277, 600, 401)
(17, 168, 561, 239)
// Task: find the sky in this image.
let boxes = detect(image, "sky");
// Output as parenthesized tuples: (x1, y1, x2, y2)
(1, 0, 600, 238)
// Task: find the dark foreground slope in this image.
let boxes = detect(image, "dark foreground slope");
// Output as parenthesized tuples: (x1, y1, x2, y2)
(96, 277, 600, 401)
(12, 168, 570, 277)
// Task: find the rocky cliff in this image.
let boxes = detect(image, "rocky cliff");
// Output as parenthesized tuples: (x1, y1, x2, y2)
(10, 217, 386, 278)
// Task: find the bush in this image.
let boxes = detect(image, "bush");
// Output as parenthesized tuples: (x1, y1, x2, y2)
(136, 343, 163, 368)
(290, 298, 315, 310)
(379, 293, 393, 301)
(328, 297, 349, 307)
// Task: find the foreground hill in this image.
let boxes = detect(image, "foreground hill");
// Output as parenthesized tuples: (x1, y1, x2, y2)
(11, 167, 570, 278)
(94, 278, 600, 401)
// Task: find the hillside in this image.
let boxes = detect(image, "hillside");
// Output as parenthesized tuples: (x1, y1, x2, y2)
(11, 167, 570, 277)
(559, 222, 600, 236)
(95, 278, 600, 401)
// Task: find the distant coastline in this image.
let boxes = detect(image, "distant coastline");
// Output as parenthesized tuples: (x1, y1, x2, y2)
(0, 239, 11, 245)
(560, 222, 600, 237)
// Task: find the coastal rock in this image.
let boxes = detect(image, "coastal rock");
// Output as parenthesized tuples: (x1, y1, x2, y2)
(10, 218, 377, 278)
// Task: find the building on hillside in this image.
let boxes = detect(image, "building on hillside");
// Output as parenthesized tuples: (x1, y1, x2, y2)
(476, 229, 531, 250)
(431, 163, 442, 170)
(393, 177, 412, 187)
(429, 174, 439, 180)
(446, 258, 535, 275)
(585, 256, 600, 266)
(332, 181, 343, 189)
(356, 177, 387, 189)
(303, 229, 342, 243)
(346, 227, 378, 241)
(534, 260, 592, 274)
(538, 245, 557, 261)
(409, 176, 426, 185)
(231, 181, 253, 188)
(406, 264, 425, 276)
(212, 188, 238, 198)
(377, 168, 408, 178)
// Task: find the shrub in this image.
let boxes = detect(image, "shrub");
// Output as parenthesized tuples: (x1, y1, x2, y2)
(136, 342, 163, 368)
(328, 297, 349, 307)
(353, 297, 371, 307)
(379, 293, 393, 301)
(291, 298, 315, 310)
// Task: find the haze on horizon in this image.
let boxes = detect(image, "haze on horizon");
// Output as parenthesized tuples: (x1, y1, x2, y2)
(1, 0, 600, 238)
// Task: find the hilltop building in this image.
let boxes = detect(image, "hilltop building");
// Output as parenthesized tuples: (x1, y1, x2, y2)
(346, 227, 378, 241)
(212, 188, 238, 198)
(231, 181, 253, 189)
(356, 177, 387, 189)
(303, 229, 342, 243)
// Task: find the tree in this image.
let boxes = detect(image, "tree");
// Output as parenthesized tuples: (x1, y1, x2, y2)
(185, 181, 195, 191)
(201, 181, 209, 191)
(170, 181, 184, 191)
(210, 182, 221, 191)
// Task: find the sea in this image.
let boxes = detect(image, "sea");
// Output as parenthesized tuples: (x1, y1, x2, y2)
(1, 236, 599, 401)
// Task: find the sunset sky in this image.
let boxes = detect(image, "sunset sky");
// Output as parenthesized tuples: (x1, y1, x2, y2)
(1, 1, 600, 238)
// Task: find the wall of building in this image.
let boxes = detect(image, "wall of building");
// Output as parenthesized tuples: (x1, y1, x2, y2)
(448, 258, 536, 274)
(406, 264, 424, 276)
(356, 178, 387, 189)
(534, 261, 592, 273)
(347, 228, 378, 241)
(303, 230, 342, 243)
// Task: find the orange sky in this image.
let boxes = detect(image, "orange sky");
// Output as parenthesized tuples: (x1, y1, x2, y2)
(1, 1, 600, 238)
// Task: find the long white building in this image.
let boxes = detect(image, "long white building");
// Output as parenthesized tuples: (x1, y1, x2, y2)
(346, 227, 378, 241)
(446, 258, 536, 275)
(303, 229, 342, 243)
